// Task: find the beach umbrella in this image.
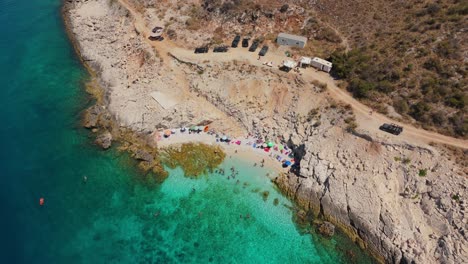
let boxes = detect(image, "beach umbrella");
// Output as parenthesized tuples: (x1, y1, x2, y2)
(204, 126, 209, 132)
(171, 129, 176, 134)
(180, 127, 186, 132)
(267, 141, 275, 147)
(190, 126, 197, 131)
(278, 144, 284, 150)
(284, 160, 292, 166)
(262, 143, 268, 148)
(222, 135, 227, 141)
(164, 130, 171, 137)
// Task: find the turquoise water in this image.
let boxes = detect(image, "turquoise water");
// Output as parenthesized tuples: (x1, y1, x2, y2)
(0, 0, 374, 263)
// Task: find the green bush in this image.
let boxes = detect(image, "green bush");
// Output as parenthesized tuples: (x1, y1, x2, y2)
(418, 169, 427, 177)
(393, 98, 410, 114)
(377, 80, 394, 94)
(446, 94, 466, 109)
(410, 102, 431, 121)
(348, 78, 375, 98)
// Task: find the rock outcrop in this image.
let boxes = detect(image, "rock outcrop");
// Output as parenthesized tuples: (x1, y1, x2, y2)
(318, 221, 335, 237)
(94, 130, 112, 149)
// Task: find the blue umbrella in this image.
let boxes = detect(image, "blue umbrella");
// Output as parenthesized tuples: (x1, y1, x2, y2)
(283, 160, 292, 166)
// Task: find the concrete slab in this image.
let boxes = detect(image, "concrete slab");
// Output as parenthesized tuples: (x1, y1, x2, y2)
(150, 91, 179, 109)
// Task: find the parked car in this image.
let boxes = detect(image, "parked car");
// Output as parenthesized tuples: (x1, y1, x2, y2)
(231, 35, 241, 48)
(149, 36, 164, 41)
(213, 46, 228, 53)
(258, 45, 269, 56)
(379, 123, 403, 135)
(194, 47, 209, 54)
(152, 26, 164, 34)
(242, 38, 249, 48)
(249, 40, 260, 52)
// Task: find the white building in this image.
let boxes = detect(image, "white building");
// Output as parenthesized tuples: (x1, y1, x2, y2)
(310, 57, 332, 73)
(299, 56, 312, 67)
(277, 33, 307, 48)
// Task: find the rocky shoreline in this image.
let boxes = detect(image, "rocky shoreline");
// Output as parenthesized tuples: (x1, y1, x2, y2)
(62, 0, 467, 263)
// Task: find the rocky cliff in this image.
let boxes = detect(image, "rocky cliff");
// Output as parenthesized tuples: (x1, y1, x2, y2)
(63, 0, 468, 263)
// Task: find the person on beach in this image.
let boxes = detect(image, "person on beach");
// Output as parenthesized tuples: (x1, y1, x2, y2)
(254, 163, 257, 167)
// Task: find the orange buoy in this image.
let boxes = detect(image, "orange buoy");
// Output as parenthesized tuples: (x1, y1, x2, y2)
(39, 198, 44, 206)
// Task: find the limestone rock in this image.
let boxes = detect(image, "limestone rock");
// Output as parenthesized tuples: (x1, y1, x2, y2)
(318, 221, 335, 237)
(95, 131, 112, 149)
(134, 149, 154, 162)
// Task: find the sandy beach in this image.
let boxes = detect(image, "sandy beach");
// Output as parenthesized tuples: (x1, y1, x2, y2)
(155, 129, 294, 175)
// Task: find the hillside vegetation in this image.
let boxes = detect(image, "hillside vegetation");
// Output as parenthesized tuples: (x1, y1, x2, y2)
(134, 0, 466, 138)
(320, 0, 467, 138)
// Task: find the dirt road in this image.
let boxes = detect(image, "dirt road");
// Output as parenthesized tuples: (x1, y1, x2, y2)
(119, 0, 468, 150)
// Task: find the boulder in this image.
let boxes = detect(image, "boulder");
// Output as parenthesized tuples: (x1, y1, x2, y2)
(83, 105, 103, 128)
(95, 131, 112, 149)
(134, 149, 154, 162)
(318, 221, 335, 237)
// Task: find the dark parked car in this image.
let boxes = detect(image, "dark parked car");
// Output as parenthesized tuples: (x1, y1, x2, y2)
(249, 40, 260, 52)
(149, 36, 164, 41)
(194, 47, 209, 54)
(213, 46, 229, 53)
(231, 35, 241, 48)
(379, 123, 403, 135)
(242, 38, 249, 48)
(258, 45, 269, 56)
(152, 26, 163, 34)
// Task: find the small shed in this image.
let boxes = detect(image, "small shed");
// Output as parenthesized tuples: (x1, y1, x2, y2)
(277, 33, 307, 48)
(311, 57, 332, 73)
(299, 57, 312, 67)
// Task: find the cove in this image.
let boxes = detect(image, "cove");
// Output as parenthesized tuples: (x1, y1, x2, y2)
(0, 0, 374, 263)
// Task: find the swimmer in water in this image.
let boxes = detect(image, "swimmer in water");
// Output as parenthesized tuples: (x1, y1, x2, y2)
(83, 175, 88, 183)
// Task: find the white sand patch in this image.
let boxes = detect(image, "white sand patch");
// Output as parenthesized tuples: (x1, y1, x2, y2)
(76, 1, 109, 18)
(155, 129, 295, 174)
(150, 91, 179, 109)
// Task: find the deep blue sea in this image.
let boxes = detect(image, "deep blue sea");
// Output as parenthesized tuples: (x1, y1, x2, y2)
(0, 0, 374, 263)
